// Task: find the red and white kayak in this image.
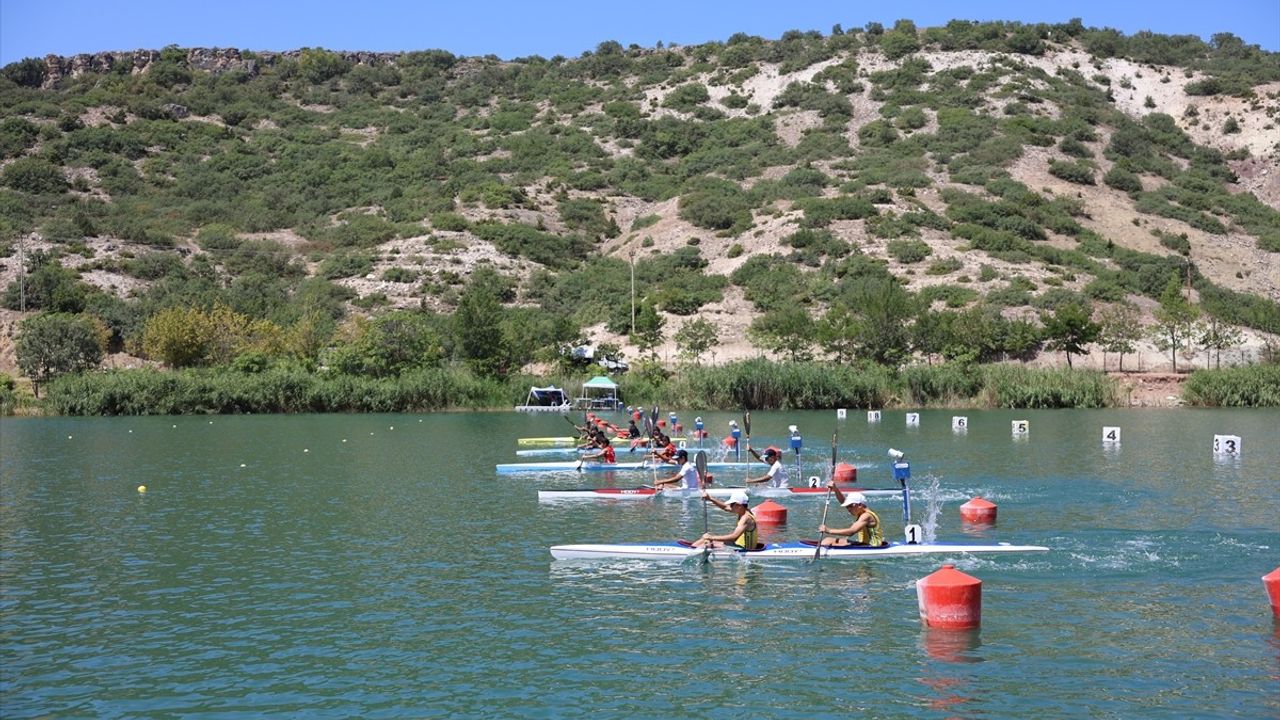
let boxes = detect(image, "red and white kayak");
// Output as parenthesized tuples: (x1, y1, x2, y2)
(537, 486, 904, 501)
(549, 540, 1050, 561)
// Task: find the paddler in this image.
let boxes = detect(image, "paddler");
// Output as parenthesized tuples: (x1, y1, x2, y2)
(746, 446, 785, 487)
(818, 485, 885, 547)
(693, 491, 758, 550)
(580, 433, 616, 464)
(653, 449, 699, 490)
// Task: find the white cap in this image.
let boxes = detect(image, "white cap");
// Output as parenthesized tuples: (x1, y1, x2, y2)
(841, 492, 867, 507)
(727, 491, 750, 506)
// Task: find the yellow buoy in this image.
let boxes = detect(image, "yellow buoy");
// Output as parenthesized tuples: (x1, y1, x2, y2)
(137, 485, 146, 493)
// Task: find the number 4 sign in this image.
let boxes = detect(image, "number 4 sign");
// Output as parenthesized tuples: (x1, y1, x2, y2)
(1103, 426, 1120, 443)
(1213, 435, 1242, 456)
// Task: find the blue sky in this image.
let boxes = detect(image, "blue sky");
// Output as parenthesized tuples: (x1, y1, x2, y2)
(3, 0, 1277, 65)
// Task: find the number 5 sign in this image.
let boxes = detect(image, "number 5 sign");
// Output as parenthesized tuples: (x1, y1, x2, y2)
(1213, 435, 1242, 456)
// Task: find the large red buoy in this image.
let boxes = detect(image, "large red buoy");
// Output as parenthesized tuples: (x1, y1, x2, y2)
(753, 499, 787, 525)
(917, 564, 982, 629)
(833, 462, 857, 483)
(959, 497, 997, 524)
(1264, 567, 1280, 617)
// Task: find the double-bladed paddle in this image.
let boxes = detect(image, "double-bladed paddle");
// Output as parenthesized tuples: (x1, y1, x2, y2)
(813, 430, 838, 561)
(696, 450, 710, 564)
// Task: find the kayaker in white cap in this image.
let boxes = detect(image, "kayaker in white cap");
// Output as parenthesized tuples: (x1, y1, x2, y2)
(819, 482, 885, 547)
(693, 491, 759, 550)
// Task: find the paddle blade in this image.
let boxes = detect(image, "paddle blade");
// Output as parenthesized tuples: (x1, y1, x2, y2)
(695, 450, 708, 484)
(831, 431, 838, 478)
(743, 411, 751, 438)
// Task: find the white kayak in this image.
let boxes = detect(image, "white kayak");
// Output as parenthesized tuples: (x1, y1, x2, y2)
(518, 436, 685, 447)
(496, 459, 763, 474)
(537, 486, 904, 501)
(549, 540, 1049, 561)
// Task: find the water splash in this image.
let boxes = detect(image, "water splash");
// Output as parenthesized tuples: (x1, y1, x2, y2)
(917, 472, 943, 544)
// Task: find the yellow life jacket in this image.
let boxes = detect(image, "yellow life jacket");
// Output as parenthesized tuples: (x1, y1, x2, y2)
(734, 510, 758, 549)
(854, 509, 884, 546)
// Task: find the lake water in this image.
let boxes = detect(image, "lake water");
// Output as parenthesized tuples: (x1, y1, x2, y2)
(2, 409, 1277, 719)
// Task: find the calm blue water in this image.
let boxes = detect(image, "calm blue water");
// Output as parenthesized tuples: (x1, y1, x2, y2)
(2, 409, 1277, 718)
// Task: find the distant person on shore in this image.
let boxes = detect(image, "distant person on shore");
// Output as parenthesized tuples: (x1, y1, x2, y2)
(746, 446, 785, 487)
(654, 449, 699, 490)
(693, 491, 758, 550)
(818, 484, 885, 547)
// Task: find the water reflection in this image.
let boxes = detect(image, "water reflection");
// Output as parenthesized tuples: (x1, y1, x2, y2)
(919, 627, 983, 663)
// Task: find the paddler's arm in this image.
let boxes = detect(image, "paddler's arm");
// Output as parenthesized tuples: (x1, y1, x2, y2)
(828, 481, 846, 505)
(704, 515, 749, 543)
(701, 491, 728, 511)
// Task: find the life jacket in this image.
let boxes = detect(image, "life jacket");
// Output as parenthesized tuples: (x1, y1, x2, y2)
(734, 510, 758, 549)
(854, 509, 884, 547)
(602, 444, 616, 463)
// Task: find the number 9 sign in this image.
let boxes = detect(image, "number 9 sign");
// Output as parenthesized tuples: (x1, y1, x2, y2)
(1212, 434, 1242, 456)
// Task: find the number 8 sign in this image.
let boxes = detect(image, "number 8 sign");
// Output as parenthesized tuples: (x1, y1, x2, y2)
(1213, 435, 1242, 456)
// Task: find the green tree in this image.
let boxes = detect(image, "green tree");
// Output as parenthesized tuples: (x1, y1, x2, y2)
(327, 311, 442, 377)
(676, 317, 718, 365)
(1, 57, 46, 88)
(1196, 317, 1243, 369)
(1151, 277, 1199, 372)
(1098, 303, 1143, 371)
(632, 301, 665, 357)
(16, 313, 105, 397)
(1000, 318, 1044, 363)
(748, 306, 815, 361)
(1040, 303, 1100, 369)
(454, 267, 507, 376)
(817, 304, 861, 364)
(3, 253, 89, 312)
(840, 276, 914, 366)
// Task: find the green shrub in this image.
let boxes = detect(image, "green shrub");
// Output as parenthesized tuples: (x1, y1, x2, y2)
(1048, 159, 1095, 185)
(2, 157, 66, 194)
(1184, 365, 1280, 407)
(887, 239, 931, 263)
(319, 251, 374, 279)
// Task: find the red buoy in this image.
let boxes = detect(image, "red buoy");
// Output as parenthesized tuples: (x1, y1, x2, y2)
(753, 499, 787, 525)
(959, 497, 997, 524)
(833, 462, 857, 483)
(916, 564, 982, 629)
(673, 423, 683, 434)
(1264, 567, 1280, 617)
(722, 436, 737, 448)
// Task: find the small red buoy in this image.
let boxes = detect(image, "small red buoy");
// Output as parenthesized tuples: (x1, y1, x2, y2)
(917, 564, 982, 629)
(1264, 567, 1280, 617)
(753, 499, 787, 525)
(833, 462, 857, 483)
(960, 497, 997, 524)
(673, 423, 683, 433)
(723, 436, 737, 448)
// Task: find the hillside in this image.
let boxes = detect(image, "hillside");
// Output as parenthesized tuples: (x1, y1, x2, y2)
(2, 20, 1280, 392)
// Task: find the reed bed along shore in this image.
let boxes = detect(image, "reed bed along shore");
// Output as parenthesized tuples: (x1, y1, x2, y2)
(26, 361, 1278, 415)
